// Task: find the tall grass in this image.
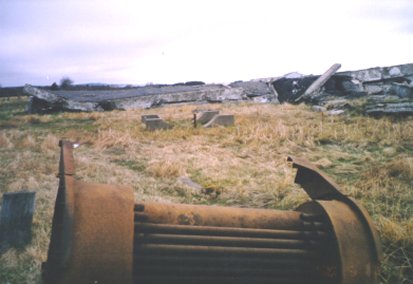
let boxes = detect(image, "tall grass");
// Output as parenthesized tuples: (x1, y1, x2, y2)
(0, 97, 412, 283)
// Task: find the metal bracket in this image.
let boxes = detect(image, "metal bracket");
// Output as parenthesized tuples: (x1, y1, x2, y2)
(290, 155, 383, 282)
(288, 156, 345, 200)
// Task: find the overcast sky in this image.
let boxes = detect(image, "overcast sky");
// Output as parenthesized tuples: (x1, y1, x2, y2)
(1, 0, 412, 87)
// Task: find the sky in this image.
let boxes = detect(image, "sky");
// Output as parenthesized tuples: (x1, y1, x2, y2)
(1, 0, 412, 87)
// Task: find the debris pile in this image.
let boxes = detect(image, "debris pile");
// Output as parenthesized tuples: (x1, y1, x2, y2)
(23, 63, 413, 115)
(23, 81, 276, 113)
(272, 63, 413, 115)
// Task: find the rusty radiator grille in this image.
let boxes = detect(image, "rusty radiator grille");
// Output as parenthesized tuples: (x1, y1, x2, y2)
(133, 205, 332, 284)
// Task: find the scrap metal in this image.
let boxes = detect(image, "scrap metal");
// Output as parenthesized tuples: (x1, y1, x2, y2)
(43, 141, 382, 284)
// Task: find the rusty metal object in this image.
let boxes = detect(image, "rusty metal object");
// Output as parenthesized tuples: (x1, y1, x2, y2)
(287, 156, 345, 200)
(43, 142, 382, 284)
(136, 201, 304, 229)
(289, 156, 383, 283)
(43, 141, 135, 284)
(133, 205, 331, 284)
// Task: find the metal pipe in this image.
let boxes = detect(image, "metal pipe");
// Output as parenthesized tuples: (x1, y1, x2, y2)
(133, 274, 318, 284)
(137, 201, 305, 230)
(133, 255, 315, 266)
(134, 264, 316, 276)
(134, 243, 317, 257)
(135, 233, 320, 249)
(134, 222, 328, 239)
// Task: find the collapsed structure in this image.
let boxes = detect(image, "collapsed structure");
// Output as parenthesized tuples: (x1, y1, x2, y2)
(23, 82, 276, 113)
(23, 63, 413, 115)
(42, 141, 382, 284)
(273, 63, 413, 115)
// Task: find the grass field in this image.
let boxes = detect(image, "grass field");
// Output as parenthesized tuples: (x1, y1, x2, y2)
(0, 97, 412, 283)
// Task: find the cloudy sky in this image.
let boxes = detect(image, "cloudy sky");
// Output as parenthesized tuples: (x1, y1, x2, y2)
(1, 0, 412, 87)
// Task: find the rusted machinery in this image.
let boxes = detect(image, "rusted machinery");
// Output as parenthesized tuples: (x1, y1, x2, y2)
(43, 141, 382, 284)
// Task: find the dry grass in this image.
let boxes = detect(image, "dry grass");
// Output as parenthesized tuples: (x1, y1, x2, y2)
(0, 97, 412, 283)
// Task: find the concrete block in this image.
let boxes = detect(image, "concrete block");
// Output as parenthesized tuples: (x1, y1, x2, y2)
(196, 110, 219, 124)
(203, 114, 234, 128)
(141, 114, 160, 123)
(145, 118, 172, 131)
(390, 83, 412, 98)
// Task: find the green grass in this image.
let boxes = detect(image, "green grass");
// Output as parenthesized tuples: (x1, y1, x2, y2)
(0, 98, 27, 120)
(111, 158, 147, 172)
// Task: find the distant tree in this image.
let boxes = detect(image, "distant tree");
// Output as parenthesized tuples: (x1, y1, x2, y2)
(50, 82, 59, 90)
(60, 77, 74, 89)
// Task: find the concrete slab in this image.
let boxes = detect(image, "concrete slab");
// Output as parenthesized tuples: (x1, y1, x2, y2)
(141, 114, 160, 123)
(145, 118, 172, 131)
(203, 114, 235, 128)
(196, 110, 220, 124)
